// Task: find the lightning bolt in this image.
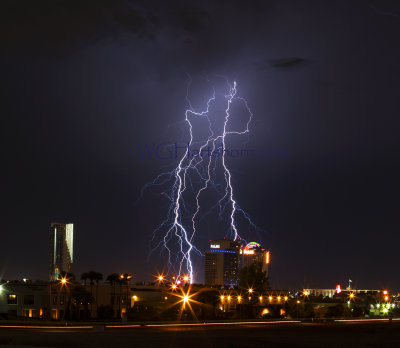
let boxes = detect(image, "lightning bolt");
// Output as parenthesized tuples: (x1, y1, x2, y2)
(141, 76, 259, 283)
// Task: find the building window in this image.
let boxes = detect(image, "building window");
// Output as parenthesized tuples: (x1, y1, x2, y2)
(24, 295, 34, 305)
(7, 294, 18, 304)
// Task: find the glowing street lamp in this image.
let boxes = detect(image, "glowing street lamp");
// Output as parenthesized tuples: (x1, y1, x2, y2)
(237, 296, 242, 303)
(248, 288, 253, 294)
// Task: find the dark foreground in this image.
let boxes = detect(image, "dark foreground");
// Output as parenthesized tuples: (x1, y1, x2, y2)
(1, 320, 400, 348)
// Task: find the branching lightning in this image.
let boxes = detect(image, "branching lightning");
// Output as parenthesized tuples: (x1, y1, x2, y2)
(141, 77, 259, 283)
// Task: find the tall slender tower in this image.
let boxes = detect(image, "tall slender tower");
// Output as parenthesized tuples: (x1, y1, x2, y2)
(49, 222, 74, 281)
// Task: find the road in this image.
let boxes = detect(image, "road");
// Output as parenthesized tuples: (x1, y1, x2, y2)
(1, 320, 400, 347)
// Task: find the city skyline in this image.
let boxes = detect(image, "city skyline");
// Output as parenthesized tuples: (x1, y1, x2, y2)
(1, 0, 400, 291)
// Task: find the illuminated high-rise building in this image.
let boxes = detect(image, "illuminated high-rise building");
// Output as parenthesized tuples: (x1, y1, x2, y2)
(204, 239, 241, 287)
(241, 242, 270, 277)
(49, 222, 73, 281)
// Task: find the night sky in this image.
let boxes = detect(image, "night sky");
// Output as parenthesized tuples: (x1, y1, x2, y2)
(1, 0, 400, 290)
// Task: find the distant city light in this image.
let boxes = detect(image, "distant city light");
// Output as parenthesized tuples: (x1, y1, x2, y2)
(336, 284, 342, 294)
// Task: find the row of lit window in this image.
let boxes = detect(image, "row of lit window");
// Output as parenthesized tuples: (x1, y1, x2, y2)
(5, 294, 35, 305)
(220, 295, 289, 302)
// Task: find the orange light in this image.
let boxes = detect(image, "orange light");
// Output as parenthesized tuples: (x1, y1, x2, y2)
(269, 296, 272, 301)
(237, 296, 242, 302)
(266, 251, 270, 264)
(277, 296, 281, 301)
(383, 290, 388, 295)
(284, 296, 288, 301)
(171, 284, 177, 290)
(183, 276, 189, 282)
(385, 296, 389, 302)
(60, 278, 67, 285)
(248, 288, 253, 294)
(350, 293, 354, 299)
(259, 296, 263, 302)
(227, 296, 231, 301)
(158, 275, 164, 281)
(297, 300, 300, 304)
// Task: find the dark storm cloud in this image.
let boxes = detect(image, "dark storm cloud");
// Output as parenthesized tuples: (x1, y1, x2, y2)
(0, 0, 151, 54)
(268, 57, 310, 69)
(1, 0, 278, 74)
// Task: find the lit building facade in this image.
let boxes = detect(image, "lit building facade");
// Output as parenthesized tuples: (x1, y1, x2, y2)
(49, 222, 73, 281)
(241, 242, 270, 278)
(204, 239, 241, 287)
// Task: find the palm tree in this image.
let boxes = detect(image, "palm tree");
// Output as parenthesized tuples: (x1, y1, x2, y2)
(72, 285, 93, 320)
(57, 271, 75, 320)
(81, 272, 90, 285)
(81, 271, 103, 317)
(106, 273, 120, 317)
(89, 271, 103, 315)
